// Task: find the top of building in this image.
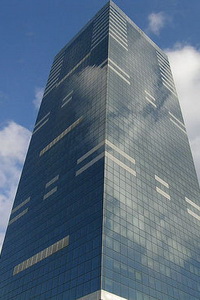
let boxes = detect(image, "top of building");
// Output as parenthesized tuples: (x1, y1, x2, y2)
(55, 0, 167, 60)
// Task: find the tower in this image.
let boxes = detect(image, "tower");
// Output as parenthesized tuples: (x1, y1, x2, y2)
(1, 1, 200, 299)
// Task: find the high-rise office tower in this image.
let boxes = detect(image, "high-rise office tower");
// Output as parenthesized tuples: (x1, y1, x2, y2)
(1, 1, 200, 299)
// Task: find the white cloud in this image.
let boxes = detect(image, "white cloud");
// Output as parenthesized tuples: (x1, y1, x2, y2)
(147, 12, 167, 35)
(33, 87, 44, 109)
(0, 121, 31, 253)
(166, 45, 200, 182)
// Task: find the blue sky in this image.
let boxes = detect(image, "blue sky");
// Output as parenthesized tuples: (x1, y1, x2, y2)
(0, 0, 200, 251)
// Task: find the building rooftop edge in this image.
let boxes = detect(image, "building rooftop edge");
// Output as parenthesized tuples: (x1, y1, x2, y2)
(54, 1, 167, 61)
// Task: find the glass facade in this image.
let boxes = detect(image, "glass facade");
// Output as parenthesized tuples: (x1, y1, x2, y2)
(0, 1, 200, 300)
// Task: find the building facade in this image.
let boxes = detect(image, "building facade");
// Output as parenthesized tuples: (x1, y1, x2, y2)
(1, 1, 200, 299)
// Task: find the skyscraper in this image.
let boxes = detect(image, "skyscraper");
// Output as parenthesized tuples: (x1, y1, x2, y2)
(1, 1, 200, 299)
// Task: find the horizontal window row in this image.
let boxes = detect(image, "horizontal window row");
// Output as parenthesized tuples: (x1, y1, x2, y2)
(13, 236, 69, 275)
(187, 209, 200, 222)
(77, 139, 135, 165)
(108, 63, 130, 84)
(93, 20, 109, 37)
(43, 186, 58, 200)
(57, 52, 91, 87)
(185, 197, 200, 223)
(160, 70, 174, 85)
(169, 117, 187, 134)
(45, 74, 59, 90)
(145, 90, 157, 107)
(109, 24, 127, 43)
(91, 34, 108, 51)
(48, 63, 62, 80)
(9, 208, 28, 225)
(110, 20, 127, 37)
(109, 29, 127, 47)
(40, 117, 83, 156)
(162, 81, 177, 97)
(35, 112, 50, 128)
(33, 118, 49, 135)
(11, 197, 30, 214)
(110, 6, 127, 27)
(108, 58, 129, 78)
(156, 50, 168, 64)
(109, 33, 128, 51)
(161, 77, 175, 92)
(156, 187, 171, 200)
(93, 13, 109, 32)
(155, 175, 169, 188)
(169, 112, 185, 129)
(45, 175, 59, 188)
(92, 29, 109, 47)
(61, 90, 73, 108)
(94, 6, 109, 24)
